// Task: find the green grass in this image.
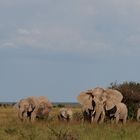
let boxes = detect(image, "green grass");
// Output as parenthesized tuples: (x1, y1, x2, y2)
(0, 107, 140, 140)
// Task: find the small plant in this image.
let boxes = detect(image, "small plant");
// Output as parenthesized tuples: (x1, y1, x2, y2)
(47, 126, 78, 140)
(4, 127, 17, 135)
(73, 112, 83, 122)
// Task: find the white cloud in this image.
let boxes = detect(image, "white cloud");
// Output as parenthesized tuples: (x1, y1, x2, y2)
(2, 42, 16, 48)
(126, 34, 140, 47)
(5, 26, 112, 57)
(1, 0, 140, 58)
(17, 29, 31, 35)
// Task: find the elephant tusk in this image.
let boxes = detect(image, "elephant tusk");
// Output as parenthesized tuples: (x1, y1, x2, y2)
(91, 110, 95, 116)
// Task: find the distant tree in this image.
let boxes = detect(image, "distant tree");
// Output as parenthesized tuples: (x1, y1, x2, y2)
(57, 104, 65, 108)
(109, 81, 140, 119)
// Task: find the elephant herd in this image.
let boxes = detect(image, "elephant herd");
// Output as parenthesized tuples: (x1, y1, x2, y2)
(15, 87, 140, 124)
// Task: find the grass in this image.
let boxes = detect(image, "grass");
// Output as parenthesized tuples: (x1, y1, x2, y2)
(0, 106, 140, 140)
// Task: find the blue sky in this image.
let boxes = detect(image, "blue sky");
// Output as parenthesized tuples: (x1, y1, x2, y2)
(0, 0, 140, 102)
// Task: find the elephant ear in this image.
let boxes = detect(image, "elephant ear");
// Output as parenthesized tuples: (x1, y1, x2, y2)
(105, 89, 123, 110)
(77, 91, 93, 110)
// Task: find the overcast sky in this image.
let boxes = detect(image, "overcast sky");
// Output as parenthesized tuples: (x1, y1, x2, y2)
(0, 0, 140, 102)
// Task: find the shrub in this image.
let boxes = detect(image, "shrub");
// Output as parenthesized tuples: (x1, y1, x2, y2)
(109, 81, 140, 119)
(57, 104, 65, 108)
(47, 126, 79, 140)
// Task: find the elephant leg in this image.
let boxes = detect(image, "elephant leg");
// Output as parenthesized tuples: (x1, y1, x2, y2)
(18, 110, 28, 121)
(99, 111, 105, 123)
(30, 112, 36, 122)
(18, 110, 23, 121)
(115, 115, 119, 124)
(94, 111, 101, 123)
(123, 115, 127, 124)
(22, 112, 28, 122)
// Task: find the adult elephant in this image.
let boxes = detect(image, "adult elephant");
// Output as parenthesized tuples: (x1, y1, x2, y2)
(77, 87, 123, 123)
(17, 96, 38, 122)
(36, 96, 53, 119)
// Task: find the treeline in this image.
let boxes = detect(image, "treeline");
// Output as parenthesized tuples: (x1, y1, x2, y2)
(109, 81, 140, 119)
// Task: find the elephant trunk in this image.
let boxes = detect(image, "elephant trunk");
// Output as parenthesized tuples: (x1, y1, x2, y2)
(93, 111, 101, 123)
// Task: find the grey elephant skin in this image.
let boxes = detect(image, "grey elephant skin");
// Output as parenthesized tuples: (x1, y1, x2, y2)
(16, 96, 52, 122)
(77, 87, 128, 124)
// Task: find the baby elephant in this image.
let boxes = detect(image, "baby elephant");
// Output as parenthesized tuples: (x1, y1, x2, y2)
(137, 108, 140, 121)
(58, 108, 73, 122)
(105, 102, 128, 124)
(114, 102, 128, 124)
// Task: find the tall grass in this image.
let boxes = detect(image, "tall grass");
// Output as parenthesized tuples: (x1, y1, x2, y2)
(0, 107, 140, 140)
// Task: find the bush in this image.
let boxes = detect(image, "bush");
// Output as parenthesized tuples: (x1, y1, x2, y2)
(109, 81, 140, 119)
(47, 126, 79, 140)
(57, 104, 65, 108)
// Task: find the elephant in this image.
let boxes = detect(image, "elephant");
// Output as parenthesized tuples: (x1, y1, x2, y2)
(77, 87, 123, 123)
(17, 96, 53, 122)
(36, 96, 53, 119)
(17, 96, 38, 122)
(112, 102, 128, 124)
(58, 108, 73, 122)
(137, 108, 140, 121)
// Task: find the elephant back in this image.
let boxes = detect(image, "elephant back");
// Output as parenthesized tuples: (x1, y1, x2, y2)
(38, 96, 53, 108)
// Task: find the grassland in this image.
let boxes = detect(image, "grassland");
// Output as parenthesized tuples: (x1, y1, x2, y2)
(0, 106, 140, 140)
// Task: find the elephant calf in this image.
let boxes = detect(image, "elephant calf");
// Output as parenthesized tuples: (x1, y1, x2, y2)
(58, 108, 73, 122)
(137, 108, 140, 121)
(105, 102, 128, 124)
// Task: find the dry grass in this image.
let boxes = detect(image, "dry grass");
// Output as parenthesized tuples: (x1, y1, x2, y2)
(0, 106, 140, 140)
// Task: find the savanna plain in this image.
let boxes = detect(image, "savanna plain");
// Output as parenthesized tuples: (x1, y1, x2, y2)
(0, 105, 140, 140)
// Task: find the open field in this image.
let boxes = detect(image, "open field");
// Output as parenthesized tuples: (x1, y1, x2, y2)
(0, 106, 140, 140)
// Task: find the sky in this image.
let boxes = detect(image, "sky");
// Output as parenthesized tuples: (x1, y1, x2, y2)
(0, 0, 140, 102)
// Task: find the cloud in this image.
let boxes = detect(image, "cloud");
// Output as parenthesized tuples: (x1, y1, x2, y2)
(1, 26, 112, 57)
(2, 42, 16, 48)
(17, 29, 31, 35)
(1, 0, 140, 58)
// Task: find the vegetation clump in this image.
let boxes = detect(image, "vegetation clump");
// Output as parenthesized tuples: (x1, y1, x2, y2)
(109, 81, 140, 119)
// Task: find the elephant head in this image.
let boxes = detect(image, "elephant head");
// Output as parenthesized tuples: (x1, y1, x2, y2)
(77, 87, 123, 123)
(17, 99, 30, 121)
